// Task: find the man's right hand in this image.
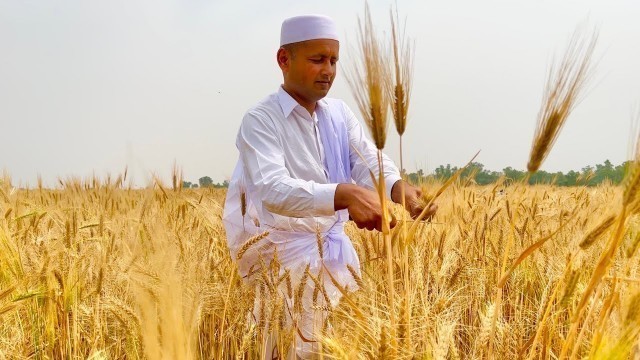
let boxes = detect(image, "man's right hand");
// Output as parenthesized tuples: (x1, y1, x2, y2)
(334, 184, 396, 232)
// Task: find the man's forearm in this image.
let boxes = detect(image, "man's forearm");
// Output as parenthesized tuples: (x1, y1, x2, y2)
(390, 179, 406, 204)
(334, 183, 358, 211)
(339, 180, 407, 211)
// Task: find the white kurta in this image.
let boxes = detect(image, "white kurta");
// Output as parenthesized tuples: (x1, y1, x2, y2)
(224, 85, 400, 247)
(222, 85, 401, 358)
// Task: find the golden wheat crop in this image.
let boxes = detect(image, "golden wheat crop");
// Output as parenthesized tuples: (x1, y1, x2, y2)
(1, 171, 639, 359)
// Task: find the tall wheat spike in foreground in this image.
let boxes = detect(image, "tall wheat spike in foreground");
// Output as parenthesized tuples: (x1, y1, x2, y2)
(346, 3, 390, 151)
(345, 1, 397, 348)
(528, 27, 598, 173)
(388, 5, 413, 235)
(389, 7, 412, 140)
(388, 5, 415, 354)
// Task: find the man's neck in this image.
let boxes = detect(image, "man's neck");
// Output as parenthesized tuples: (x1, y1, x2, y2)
(282, 84, 316, 116)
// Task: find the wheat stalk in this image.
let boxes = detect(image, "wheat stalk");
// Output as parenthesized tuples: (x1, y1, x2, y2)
(389, 6, 413, 138)
(578, 214, 616, 249)
(346, 2, 391, 150)
(236, 231, 269, 260)
(623, 115, 640, 210)
(527, 26, 598, 172)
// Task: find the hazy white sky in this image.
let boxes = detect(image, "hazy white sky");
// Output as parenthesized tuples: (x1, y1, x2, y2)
(1, 0, 639, 187)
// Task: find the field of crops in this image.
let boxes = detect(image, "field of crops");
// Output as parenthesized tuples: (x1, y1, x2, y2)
(1, 173, 639, 359)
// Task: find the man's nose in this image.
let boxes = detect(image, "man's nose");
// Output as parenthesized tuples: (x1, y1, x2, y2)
(320, 60, 334, 77)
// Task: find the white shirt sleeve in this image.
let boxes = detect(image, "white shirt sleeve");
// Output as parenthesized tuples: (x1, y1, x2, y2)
(237, 110, 338, 218)
(343, 103, 402, 200)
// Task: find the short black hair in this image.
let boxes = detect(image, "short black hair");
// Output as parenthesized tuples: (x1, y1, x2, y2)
(280, 43, 299, 59)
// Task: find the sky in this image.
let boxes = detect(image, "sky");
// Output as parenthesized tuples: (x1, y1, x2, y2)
(1, 0, 639, 187)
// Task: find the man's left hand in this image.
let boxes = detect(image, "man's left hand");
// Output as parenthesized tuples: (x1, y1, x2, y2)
(391, 180, 438, 220)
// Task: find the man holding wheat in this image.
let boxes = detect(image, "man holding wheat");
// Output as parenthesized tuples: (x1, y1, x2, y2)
(223, 14, 436, 359)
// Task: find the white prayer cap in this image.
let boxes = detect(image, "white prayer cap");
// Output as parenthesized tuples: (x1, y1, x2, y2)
(280, 15, 339, 46)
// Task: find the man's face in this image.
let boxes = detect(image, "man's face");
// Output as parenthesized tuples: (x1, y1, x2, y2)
(278, 39, 339, 104)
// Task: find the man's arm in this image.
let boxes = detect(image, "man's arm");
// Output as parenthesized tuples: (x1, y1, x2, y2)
(238, 110, 337, 218)
(334, 183, 395, 231)
(390, 180, 438, 220)
(342, 102, 437, 220)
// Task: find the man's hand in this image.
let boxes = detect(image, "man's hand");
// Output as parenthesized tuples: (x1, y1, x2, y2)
(391, 180, 438, 221)
(335, 184, 396, 231)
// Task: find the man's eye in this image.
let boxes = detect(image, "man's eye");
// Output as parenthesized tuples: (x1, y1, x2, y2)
(310, 59, 323, 63)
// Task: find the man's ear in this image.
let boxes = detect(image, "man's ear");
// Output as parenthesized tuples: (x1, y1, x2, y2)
(277, 48, 290, 72)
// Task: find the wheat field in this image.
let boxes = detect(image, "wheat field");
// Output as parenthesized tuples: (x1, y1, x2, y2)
(1, 171, 639, 359)
(4, 4, 636, 359)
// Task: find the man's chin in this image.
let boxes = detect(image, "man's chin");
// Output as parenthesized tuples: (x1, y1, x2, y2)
(314, 88, 331, 99)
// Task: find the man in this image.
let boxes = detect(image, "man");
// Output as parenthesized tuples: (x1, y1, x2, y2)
(223, 14, 437, 359)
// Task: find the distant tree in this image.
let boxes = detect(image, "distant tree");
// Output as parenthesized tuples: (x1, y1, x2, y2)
(529, 170, 556, 185)
(564, 170, 579, 186)
(391, 160, 630, 187)
(476, 169, 501, 185)
(406, 169, 425, 184)
(617, 161, 632, 183)
(579, 166, 595, 185)
(503, 167, 526, 182)
(434, 164, 455, 180)
(213, 180, 230, 189)
(461, 162, 483, 180)
(199, 176, 213, 188)
(182, 181, 193, 189)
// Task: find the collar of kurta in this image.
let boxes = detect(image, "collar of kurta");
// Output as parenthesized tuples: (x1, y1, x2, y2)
(277, 85, 329, 118)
